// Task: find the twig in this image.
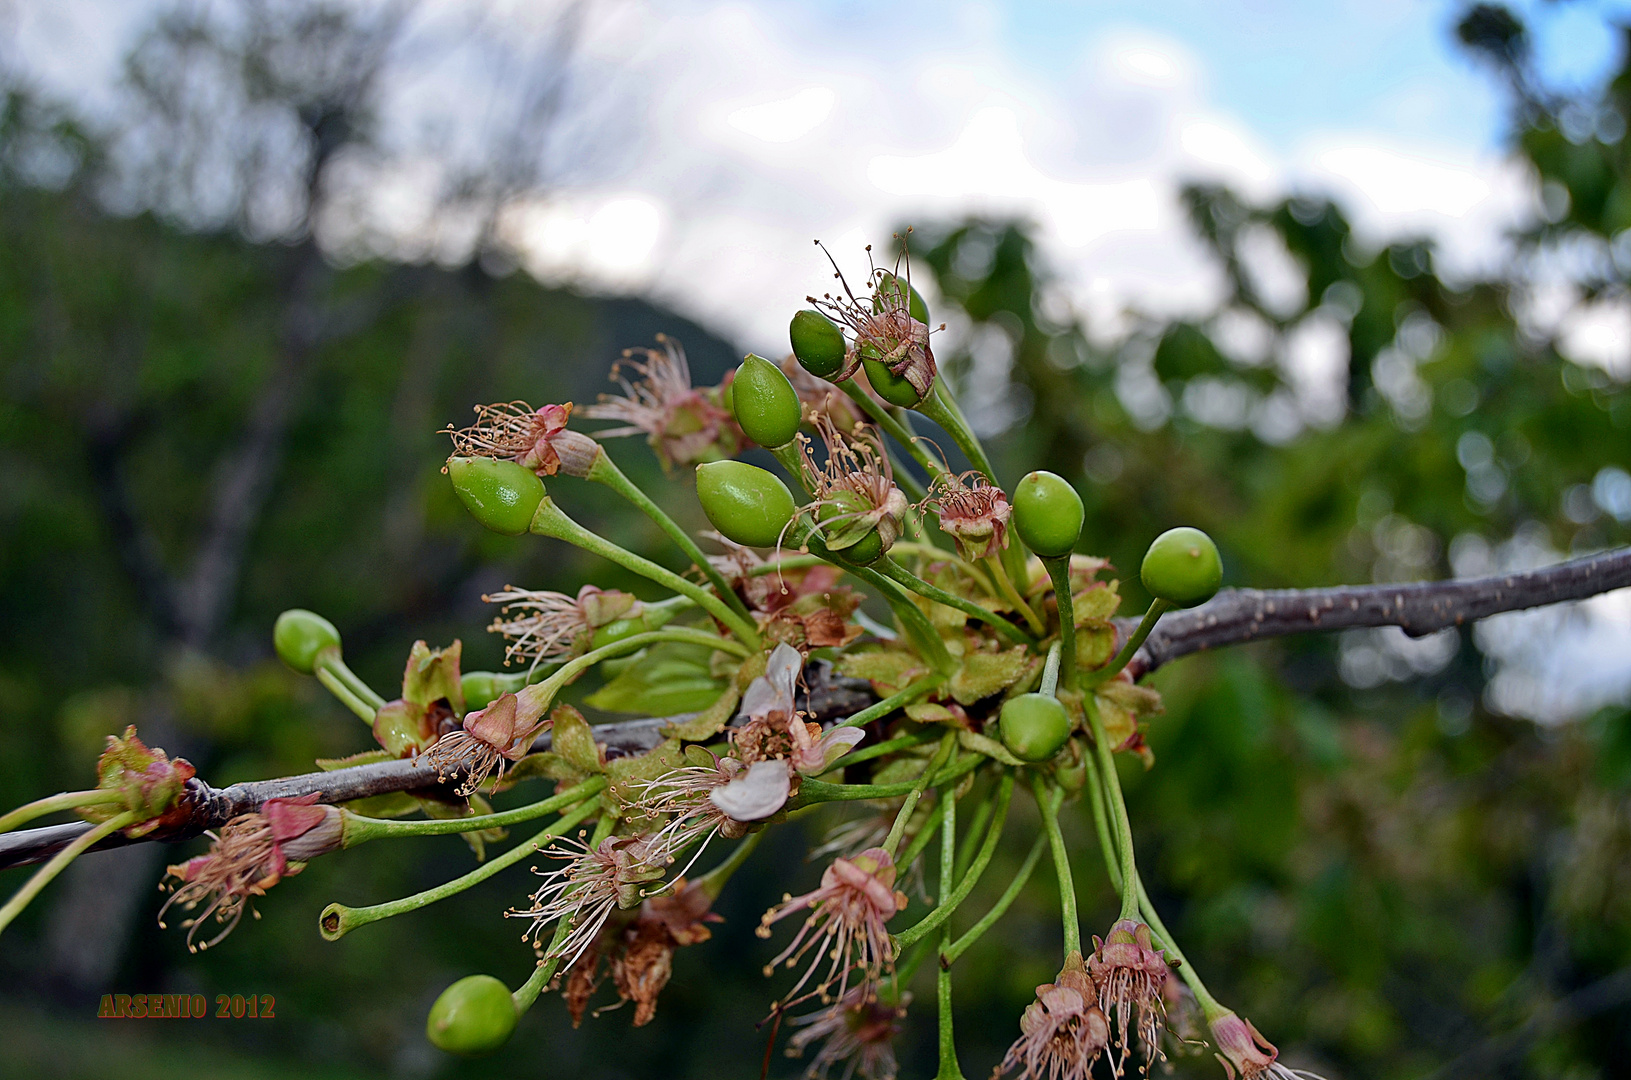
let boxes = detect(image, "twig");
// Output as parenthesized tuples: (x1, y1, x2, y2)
(1122, 546, 1631, 679)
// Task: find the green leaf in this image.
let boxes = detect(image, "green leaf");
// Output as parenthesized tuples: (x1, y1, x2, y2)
(584, 642, 727, 715)
(549, 704, 604, 774)
(950, 646, 1030, 705)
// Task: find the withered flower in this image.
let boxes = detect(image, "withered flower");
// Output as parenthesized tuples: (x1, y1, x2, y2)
(509, 834, 666, 970)
(442, 400, 601, 478)
(610, 877, 722, 1026)
(923, 470, 1012, 562)
(757, 846, 906, 1008)
(484, 583, 640, 668)
(796, 419, 911, 561)
(158, 794, 342, 952)
(423, 688, 551, 796)
(1210, 1011, 1323, 1080)
(809, 243, 939, 399)
(86, 726, 196, 838)
(787, 986, 909, 1080)
(994, 951, 1110, 1080)
(1088, 919, 1171, 1066)
(582, 335, 743, 468)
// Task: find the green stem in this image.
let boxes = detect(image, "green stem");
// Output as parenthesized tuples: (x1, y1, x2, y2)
(0, 810, 136, 936)
(894, 772, 1013, 950)
(789, 754, 982, 810)
(941, 827, 1048, 966)
(770, 442, 813, 497)
(694, 830, 762, 901)
(834, 674, 944, 731)
(984, 554, 1045, 636)
(840, 727, 942, 768)
(1041, 555, 1078, 690)
(915, 381, 997, 484)
(876, 557, 1036, 645)
(316, 667, 377, 722)
(952, 781, 996, 881)
(315, 650, 386, 712)
(1032, 775, 1080, 955)
(934, 756, 966, 1080)
(529, 496, 761, 648)
(1080, 748, 1123, 892)
(838, 560, 956, 675)
(319, 797, 601, 941)
(838, 379, 947, 480)
(341, 777, 608, 846)
(745, 554, 826, 577)
(1134, 871, 1225, 1018)
(882, 732, 957, 859)
(586, 452, 755, 625)
(1084, 694, 1140, 921)
(891, 542, 996, 597)
(1085, 599, 1171, 687)
(0, 789, 126, 835)
(512, 812, 618, 1013)
(896, 801, 943, 875)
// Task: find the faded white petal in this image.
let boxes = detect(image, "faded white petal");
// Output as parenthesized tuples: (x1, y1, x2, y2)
(739, 643, 802, 721)
(809, 725, 866, 775)
(709, 759, 791, 821)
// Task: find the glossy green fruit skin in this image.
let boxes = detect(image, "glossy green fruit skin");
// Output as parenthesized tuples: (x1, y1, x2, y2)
(447, 457, 546, 536)
(695, 460, 796, 548)
(732, 354, 802, 448)
(790, 309, 847, 378)
(1000, 693, 1072, 762)
(820, 490, 884, 565)
(273, 609, 341, 674)
(460, 671, 501, 712)
(426, 974, 516, 1056)
(873, 271, 930, 324)
(1012, 471, 1084, 557)
(862, 358, 923, 408)
(1141, 527, 1222, 607)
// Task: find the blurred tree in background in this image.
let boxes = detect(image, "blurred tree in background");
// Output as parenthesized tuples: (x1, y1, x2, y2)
(1, 2, 1629, 1078)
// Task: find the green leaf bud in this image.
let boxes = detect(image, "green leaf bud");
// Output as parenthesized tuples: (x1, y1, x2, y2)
(426, 974, 516, 1056)
(862, 357, 924, 408)
(873, 270, 930, 324)
(790, 308, 847, 379)
(1011, 471, 1083, 558)
(273, 609, 341, 675)
(695, 460, 796, 548)
(447, 456, 546, 536)
(999, 693, 1072, 762)
(731, 354, 802, 449)
(1140, 526, 1222, 607)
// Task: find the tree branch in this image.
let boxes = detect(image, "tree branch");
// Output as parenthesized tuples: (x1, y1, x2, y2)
(1122, 546, 1631, 680)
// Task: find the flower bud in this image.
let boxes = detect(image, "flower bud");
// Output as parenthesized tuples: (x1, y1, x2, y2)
(273, 609, 341, 675)
(861, 357, 924, 408)
(426, 974, 517, 1056)
(695, 460, 796, 548)
(731, 354, 802, 449)
(999, 693, 1072, 762)
(872, 271, 929, 324)
(790, 309, 847, 379)
(1140, 527, 1222, 607)
(1012, 471, 1083, 558)
(447, 456, 546, 536)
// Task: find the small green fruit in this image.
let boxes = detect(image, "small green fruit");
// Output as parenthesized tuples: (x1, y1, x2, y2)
(873, 271, 930, 324)
(862, 357, 923, 408)
(731, 354, 802, 449)
(999, 693, 1072, 762)
(1011, 471, 1083, 557)
(820, 489, 884, 565)
(273, 609, 341, 674)
(790, 309, 847, 379)
(447, 457, 546, 536)
(426, 974, 516, 1056)
(460, 671, 501, 712)
(1140, 527, 1222, 607)
(695, 460, 797, 548)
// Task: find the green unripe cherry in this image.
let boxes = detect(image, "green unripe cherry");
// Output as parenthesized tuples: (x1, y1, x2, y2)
(460, 671, 501, 712)
(820, 489, 884, 565)
(447, 457, 546, 536)
(790, 309, 847, 379)
(999, 693, 1072, 763)
(426, 974, 516, 1056)
(861, 357, 923, 408)
(1011, 471, 1083, 557)
(695, 460, 796, 548)
(1141, 527, 1222, 607)
(873, 271, 930, 324)
(273, 609, 341, 674)
(731, 354, 802, 449)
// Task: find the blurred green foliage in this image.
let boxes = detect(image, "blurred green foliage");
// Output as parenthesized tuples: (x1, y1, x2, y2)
(3, 4, 1631, 1079)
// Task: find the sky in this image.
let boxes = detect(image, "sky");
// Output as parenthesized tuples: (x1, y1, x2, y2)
(12, 0, 1631, 355)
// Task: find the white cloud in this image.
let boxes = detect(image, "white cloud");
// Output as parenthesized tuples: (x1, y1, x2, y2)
(725, 87, 835, 143)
